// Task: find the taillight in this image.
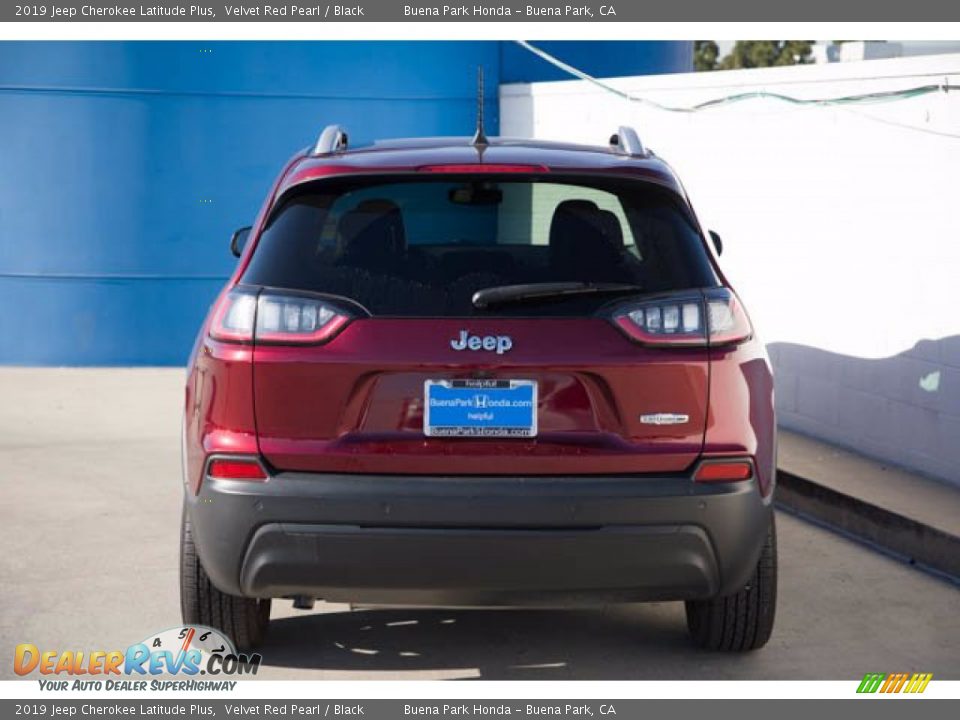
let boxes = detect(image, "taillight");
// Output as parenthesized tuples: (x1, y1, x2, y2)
(207, 457, 268, 481)
(704, 288, 753, 346)
(209, 289, 351, 345)
(694, 459, 753, 483)
(209, 289, 257, 343)
(613, 293, 705, 346)
(612, 288, 752, 347)
(255, 293, 350, 343)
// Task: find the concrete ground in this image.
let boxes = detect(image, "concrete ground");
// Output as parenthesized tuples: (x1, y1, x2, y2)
(1, 368, 957, 681)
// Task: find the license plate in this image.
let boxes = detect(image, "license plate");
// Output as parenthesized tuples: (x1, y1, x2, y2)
(423, 379, 537, 438)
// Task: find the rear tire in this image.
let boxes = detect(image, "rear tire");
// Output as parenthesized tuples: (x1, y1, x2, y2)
(180, 505, 271, 650)
(685, 514, 777, 651)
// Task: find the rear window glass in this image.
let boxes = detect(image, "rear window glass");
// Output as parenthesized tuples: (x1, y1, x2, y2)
(241, 177, 718, 317)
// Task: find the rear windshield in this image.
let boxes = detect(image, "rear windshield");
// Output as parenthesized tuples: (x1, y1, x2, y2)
(241, 176, 719, 317)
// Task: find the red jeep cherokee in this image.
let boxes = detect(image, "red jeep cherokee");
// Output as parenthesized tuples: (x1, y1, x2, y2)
(181, 125, 777, 652)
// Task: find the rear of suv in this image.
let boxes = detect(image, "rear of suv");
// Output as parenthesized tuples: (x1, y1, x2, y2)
(180, 125, 777, 652)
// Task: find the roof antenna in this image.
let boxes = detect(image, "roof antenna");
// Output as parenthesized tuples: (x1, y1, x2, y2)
(471, 66, 488, 147)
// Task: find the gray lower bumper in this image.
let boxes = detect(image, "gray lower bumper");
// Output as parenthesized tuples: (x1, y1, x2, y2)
(185, 471, 772, 605)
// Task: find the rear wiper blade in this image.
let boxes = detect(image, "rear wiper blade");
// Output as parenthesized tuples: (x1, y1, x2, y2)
(472, 282, 644, 309)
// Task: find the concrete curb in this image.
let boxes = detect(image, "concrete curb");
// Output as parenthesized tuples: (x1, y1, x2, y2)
(775, 469, 960, 582)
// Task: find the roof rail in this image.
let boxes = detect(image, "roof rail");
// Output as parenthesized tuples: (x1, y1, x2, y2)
(312, 124, 349, 155)
(610, 126, 645, 157)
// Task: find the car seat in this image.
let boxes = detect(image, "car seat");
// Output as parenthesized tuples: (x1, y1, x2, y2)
(548, 199, 627, 282)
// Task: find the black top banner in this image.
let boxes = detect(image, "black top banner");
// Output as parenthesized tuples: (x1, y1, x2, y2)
(5, 0, 958, 22)
(0, 700, 957, 720)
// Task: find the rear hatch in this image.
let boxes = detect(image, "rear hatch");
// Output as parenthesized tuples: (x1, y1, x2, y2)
(240, 173, 720, 475)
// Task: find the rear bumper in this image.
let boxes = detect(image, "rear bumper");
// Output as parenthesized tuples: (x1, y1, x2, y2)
(185, 471, 773, 605)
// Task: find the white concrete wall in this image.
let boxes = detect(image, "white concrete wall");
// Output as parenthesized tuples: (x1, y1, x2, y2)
(501, 55, 960, 484)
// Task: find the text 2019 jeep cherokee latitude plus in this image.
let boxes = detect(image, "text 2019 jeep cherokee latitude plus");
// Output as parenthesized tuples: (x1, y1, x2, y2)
(181, 125, 777, 652)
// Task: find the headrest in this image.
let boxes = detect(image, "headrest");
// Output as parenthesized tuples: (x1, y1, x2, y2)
(596, 209, 624, 247)
(548, 199, 626, 280)
(337, 199, 406, 269)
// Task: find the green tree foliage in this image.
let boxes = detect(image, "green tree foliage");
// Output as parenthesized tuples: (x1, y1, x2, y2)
(695, 41, 815, 71)
(694, 41, 720, 72)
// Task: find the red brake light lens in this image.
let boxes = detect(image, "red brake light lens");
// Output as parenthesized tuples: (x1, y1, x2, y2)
(694, 460, 753, 482)
(210, 290, 351, 345)
(417, 164, 550, 174)
(612, 289, 752, 347)
(207, 458, 268, 481)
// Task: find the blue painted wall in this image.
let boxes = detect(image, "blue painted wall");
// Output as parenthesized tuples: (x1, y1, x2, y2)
(0, 41, 691, 365)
